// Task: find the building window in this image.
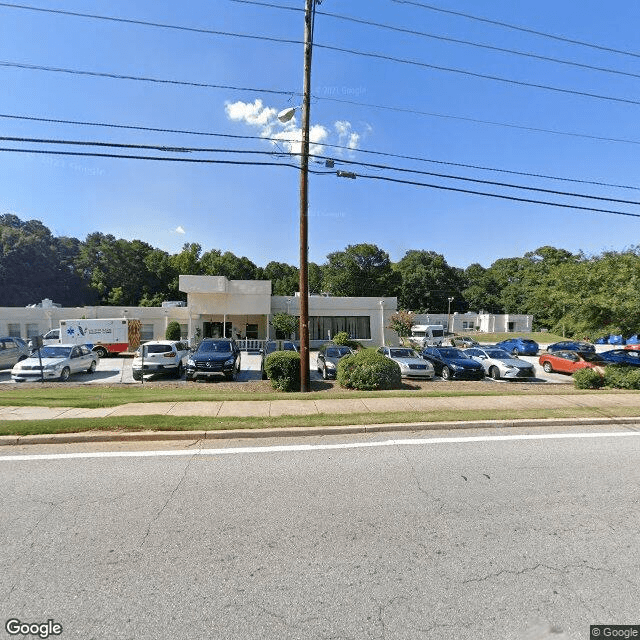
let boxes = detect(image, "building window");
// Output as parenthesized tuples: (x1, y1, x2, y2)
(309, 316, 371, 341)
(462, 321, 474, 330)
(7, 323, 21, 337)
(141, 324, 155, 342)
(245, 324, 259, 340)
(26, 323, 39, 338)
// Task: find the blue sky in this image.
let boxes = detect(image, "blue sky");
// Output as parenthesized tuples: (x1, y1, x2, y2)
(1, 0, 639, 270)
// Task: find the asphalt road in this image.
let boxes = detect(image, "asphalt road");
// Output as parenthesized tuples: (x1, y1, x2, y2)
(1, 425, 638, 640)
(0, 353, 572, 385)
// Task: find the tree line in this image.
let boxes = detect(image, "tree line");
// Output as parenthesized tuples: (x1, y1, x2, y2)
(1, 214, 638, 338)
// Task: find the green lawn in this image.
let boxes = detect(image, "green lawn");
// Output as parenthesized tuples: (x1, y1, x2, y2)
(3, 405, 640, 437)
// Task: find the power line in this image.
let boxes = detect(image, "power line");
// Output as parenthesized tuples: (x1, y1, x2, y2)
(231, 0, 640, 81)
(0, 60, 299, 96)
(313, 43, 640, 107)
(2, 145, 635, 219)
(352, 171, 640, 219)
(391, 0, 640, 60)
(8, 134, 640, 206)
(0, 2, 301, 46)
(2, 112, 639, 192)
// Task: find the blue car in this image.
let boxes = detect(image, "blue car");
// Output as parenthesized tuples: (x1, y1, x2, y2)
(495, 338, 539, 356)
(421, 346, 485, 381)
(598, 349, 640, 367)
(546, 340, 595, 353)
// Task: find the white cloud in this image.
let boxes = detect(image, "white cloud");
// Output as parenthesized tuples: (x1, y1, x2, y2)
(175, 226, 185, 234)
(225, 100, 368, 160)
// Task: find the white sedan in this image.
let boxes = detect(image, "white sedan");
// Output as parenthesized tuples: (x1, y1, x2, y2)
(463, 347, 535, 380)
(378, 347, 435, 380)
(11, 344, 99, 382)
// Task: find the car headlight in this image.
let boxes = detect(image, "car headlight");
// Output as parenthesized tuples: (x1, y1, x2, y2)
(326, 362, 336, 369)
(225, 358, 235, 366)
(505, 365, 516, 370)
(187, 359, 195, 367)
(398, 362, 409, 369)
(44, 363, 61, 371)
(450, 364, 462, 370)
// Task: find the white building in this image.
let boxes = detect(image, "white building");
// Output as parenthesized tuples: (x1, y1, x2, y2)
(0, 276, 398, 348)
(413, 311, 533, 334)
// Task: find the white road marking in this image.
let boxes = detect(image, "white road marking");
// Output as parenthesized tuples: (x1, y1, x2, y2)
(0, 430, 639, 462)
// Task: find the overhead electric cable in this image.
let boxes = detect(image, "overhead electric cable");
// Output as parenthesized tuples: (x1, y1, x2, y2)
(2, 113, 639, 192)
(391, 0, 640, 60)
(4, 134, 639, 205)
(231, 0, 640, 81)
(351, 171, 640, 219)
(1, 145, 636, 219)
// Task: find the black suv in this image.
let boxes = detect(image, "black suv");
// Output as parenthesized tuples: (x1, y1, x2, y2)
(186, 339, 241, 382)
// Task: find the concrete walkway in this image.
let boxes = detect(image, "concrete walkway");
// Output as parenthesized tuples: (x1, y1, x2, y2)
(3, 392, 640, 421)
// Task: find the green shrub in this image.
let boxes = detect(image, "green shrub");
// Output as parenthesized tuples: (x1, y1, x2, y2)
(603, 364, 640, 389)
(337, 348, 401, 390)
(264, 350, 301, 392)
(572, 367, 604, 389)
(333, 331, 362, 351)
(165, 321, 182, 341)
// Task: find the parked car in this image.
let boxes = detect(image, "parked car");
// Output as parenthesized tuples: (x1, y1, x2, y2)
(0, 336, 30, 370)
(464, 347, 535, 380)
(495, 338, 539, 356)
(378, 346, 435, 380)
(624, 344, 640, 351)
(11, 343, 99, 382)
(420, 346, 485, 381)
(538, 350, 608, 375)
(185, 338, 241, 382)
(546, 340, 595, 353)
(450, 336, 480, 348)
(131, 340, 191, 381)
(598, 349, 640, 367)
(260, 341, 299, 379)
(317, 342, 354, 379)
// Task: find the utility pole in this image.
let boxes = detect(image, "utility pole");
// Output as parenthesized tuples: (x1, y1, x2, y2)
(298, 0, 316, 392)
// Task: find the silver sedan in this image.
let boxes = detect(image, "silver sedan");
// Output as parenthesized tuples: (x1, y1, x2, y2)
(11, 343, 99, 382)
(378, 347, 435, 380)
(463, 347, 535, 380)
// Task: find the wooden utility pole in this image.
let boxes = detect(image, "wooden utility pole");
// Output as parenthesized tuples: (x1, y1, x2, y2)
(298, 0, 315, 392)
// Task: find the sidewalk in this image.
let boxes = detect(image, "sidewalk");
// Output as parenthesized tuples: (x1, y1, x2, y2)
(3, 392, 640, 421)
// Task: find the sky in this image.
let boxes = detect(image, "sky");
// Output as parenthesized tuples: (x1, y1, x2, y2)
(1, 0, 640, 270)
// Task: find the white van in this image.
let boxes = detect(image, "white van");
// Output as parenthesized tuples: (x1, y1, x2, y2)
(410, 324, 445, 347)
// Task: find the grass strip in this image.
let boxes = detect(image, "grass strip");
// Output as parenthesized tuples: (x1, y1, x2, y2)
(3, 406, 640, 437)
(0, 383, 622, 409)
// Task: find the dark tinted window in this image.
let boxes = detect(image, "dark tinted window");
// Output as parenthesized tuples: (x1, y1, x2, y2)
(198, 341, 232, 353)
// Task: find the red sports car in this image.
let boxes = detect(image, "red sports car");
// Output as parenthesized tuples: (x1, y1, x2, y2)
(538, 350, 607, 375)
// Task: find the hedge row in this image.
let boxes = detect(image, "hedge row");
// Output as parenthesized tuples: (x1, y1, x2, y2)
(574, 364, 640, 390)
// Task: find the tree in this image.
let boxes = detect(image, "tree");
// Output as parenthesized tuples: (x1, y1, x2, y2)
(166, 321, 182, 340)
(394, 250, 464, 312)
(261, 261, 299, 296)
(201, 249, 258, 280)
(322, 244, 399, 297)
(388, 310, 415, 338)
(271, 312, 299, 339)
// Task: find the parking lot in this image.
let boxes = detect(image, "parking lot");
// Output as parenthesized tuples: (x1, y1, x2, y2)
(0, 352, 573, 385)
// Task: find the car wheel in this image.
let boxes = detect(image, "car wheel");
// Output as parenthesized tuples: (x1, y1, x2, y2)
(132, 371, 143, 381)
(87, 360, 97, 374)
(543, 361, 553, 373)
(59, 367, 71, 382)
(94, 347, 108, 359)
(512, 348, 520, 356)
(441, 366, 451, 381)
(261, 368, 268, 380)
(490, 366, 500, 380)
(322, 364, 328, 380)
(175, 362, 184, 379)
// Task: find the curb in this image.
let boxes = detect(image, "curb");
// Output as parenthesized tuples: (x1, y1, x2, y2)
(2, 415, 639, 447)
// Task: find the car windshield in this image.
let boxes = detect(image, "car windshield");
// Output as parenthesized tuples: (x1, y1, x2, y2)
(579, 352, 603, 362)
(486, 349, 511, 359)
(390, 349, 417, 358)
(437, 348, 464, 358)
(144, 345, 173, 354)
(326, 347, 351, 357)
(37, 346, 72, 358)
(522, 340, 537, 344)
(199, 341, 232, 353)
